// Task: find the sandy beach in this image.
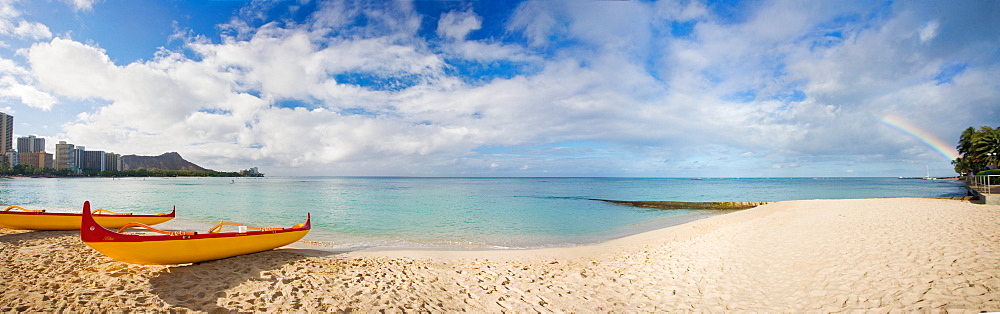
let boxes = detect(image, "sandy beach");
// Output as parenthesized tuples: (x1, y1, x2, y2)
(1, 198, 998, 312)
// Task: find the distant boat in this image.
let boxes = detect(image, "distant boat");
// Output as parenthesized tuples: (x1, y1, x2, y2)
(923, 165, 936, 180)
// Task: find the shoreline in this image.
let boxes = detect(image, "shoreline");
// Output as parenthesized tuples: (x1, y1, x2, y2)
(290, 208, 725, 252)
(331, 197, 842, 259)
(290, 196, 971, 255)
(2, 197, 998, 311)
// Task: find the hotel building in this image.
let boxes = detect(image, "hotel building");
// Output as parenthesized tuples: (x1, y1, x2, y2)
(55, 141, 77, 172)
(14, 135, 52, 169)
(0, 112, 12, 166)
(19, 151, 53, 169)
(104, 152, 123, 172)
(81, 150, 106, 171)
(17, 135, 45, 153)
(0, 124, 125, 173)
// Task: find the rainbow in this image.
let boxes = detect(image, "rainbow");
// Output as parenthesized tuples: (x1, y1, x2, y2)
(880, 114, 959, 161)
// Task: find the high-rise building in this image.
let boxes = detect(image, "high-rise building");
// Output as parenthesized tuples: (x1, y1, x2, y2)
(55, 141, 77, 171)
(0, 112, 12, 167)
(0, 112, 11, 154)
(81, 150, 106, 171)
(19, 151, 53, 169)
(73, 146, 87, 173)
(104, 152, 122, 172)
(4, 151, 17, 167)
(17, 135, 45, 153)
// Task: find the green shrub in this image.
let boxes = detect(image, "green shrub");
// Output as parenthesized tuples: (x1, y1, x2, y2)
(978, 169, 1000, 185)
(977, 169, 1000, 175)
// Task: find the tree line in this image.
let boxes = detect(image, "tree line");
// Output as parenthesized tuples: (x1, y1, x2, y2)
(953, 126, 1000, 175)
(0, 164, 245, 177)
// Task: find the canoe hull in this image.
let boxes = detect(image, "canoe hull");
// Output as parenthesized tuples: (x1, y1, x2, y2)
(84, 230, 310, 265)
(80, 201, 311, 265)
(0, 211, 175, 231)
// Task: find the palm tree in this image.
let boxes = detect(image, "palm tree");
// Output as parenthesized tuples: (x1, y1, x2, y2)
(957, 127, 977, 157)
(954, 126, 1000, 174)
(953, 156, 973, 175)
(955, 127, 979, 174)
(979, 127, 1000, 169)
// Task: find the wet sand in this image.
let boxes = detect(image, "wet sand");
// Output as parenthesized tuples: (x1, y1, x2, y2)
(1, 198, 998, 312)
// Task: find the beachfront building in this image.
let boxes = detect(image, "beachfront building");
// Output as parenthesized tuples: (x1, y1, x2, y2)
(17, 135, 45, 153)
(69, 147, 123, 172)
(104, 152, 122, 172)
(240, 167, 263, 177)
(55, 141, 78, 172)
(15, 135, 50, 170)
(19, 151, 53, 169)
(0, 112, 12, 166)
(73, 146, 85, 170)
(81, 150, 106, 171)
(4, 151, 16, 167)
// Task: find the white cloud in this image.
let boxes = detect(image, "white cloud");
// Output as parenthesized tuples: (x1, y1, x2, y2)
(192, 25, 447, 100)
(29, 38, 231, 154)
(27, 30, 474, 171)
(13, 0, 1000, 176)
(0, 76, 56, 110)
(28, 38, 116, 99)
(918, 20, 939, 43)
(0, 56, 55, 111)
(0, 0, 51, 40)
(11, 20, 51, 39)
(433, 9, 536, 63)
(441, 40, 537, 63)
(436, 10, 481, 41)
(507, 1, 563, 47)
(65, 0, 99, 12)
(654, 1, 709, 21)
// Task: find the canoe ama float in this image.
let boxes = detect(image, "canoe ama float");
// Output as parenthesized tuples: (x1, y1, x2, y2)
(80, 201, 311, 265)
(0, 205, 175, 230)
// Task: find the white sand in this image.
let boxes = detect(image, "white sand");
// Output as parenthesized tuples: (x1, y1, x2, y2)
(1, 198, 998, 312)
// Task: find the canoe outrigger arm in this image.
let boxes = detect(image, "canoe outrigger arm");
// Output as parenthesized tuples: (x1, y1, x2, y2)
(4, 205, 45, 213)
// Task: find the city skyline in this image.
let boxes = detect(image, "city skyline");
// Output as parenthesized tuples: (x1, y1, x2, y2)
(0, 1, 997, 177)
(0, 111, 123, 172)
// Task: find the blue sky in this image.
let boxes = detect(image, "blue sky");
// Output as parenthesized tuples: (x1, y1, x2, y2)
(0, 0, 997, 177)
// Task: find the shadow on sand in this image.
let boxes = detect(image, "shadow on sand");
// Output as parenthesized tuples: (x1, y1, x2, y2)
(147, 248, 342, 312)
(0, 229, 357, 312)
(0, 229, 76, 244)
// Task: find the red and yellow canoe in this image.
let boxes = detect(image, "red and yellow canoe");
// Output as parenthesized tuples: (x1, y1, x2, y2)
(80, 201, 311, 265)
(0, 205, 175, 230)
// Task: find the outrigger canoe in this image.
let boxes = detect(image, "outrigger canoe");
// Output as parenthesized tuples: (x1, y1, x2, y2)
(0, 205, 175, 230)
(80, 201, 311, 265)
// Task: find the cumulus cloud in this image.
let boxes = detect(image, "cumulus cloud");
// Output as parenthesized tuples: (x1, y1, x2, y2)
(0, 57, 55, 110)
(0, 0, 51, 40)
(15, 0, 1000, 176)
(29, 38, 116, 99)
(27, 19, 476, 171)
(0, 76, 56, 110)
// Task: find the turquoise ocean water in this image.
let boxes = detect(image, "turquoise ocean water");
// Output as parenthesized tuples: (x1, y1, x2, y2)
(0, 177, 966, 249)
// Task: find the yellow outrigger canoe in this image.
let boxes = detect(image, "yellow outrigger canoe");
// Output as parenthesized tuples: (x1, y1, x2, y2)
(80, 201, 311, 265)
(0, 205, 175, 230)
